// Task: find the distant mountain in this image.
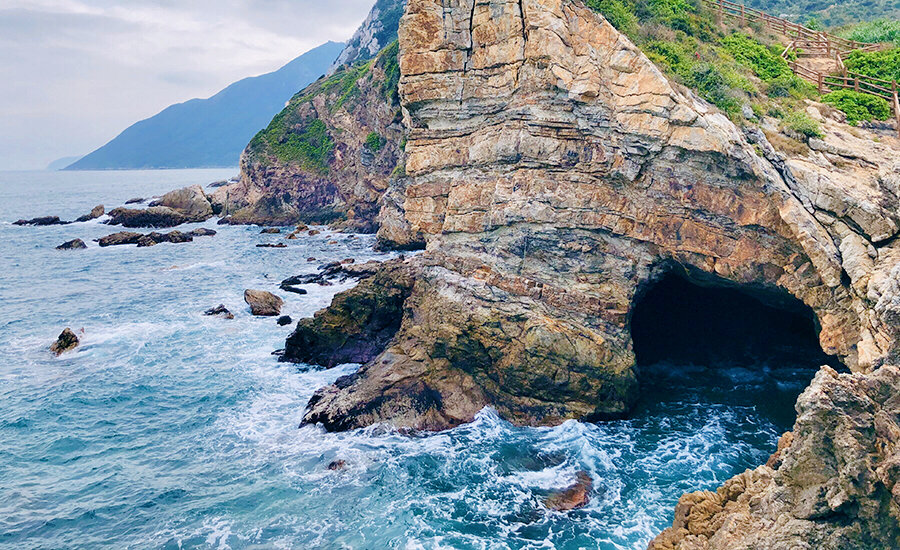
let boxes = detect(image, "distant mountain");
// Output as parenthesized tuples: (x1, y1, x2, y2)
(47, 156, 83, 171)
(66, 41, 345, 171)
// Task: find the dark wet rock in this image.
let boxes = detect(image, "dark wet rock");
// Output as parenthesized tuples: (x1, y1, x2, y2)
(277, 316, 293, 326)
(56, 239, 87, 250)
(341, 258, 355, 264)
(50, 328, 80, 356)
(165, 230, 192, 244)
(75, 205, 104, 222)
(14, 216, 68, 226)
(188, 228, 216, 237)
(544, 471, 593, 512)
(284, 259, 415, 368)
(125, 197, 144, 204)
(260, 228, 281, 234)
(308, 229, 320, 236)
(207, 180, 232, 188)
(307, 257, 316, 262)
(327, 460, 346, 471)
(244, 289, 283, 316)
(256, 243, 287, 248)
(204, 304, 234, 320)
(279, 285, 308, 295)
(285, 233, 298, 240)
(98, 231, 143, 247)
(107, 206, 189, 228)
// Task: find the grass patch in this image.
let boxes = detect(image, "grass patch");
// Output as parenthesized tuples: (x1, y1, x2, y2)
(782, 111, 823, 139)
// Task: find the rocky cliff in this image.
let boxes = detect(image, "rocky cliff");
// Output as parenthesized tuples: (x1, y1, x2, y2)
(330, 0, 406, 70)
(297, 0, 900, 431)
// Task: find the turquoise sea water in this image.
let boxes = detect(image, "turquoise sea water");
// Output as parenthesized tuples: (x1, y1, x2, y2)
(0, 170, 813, 549)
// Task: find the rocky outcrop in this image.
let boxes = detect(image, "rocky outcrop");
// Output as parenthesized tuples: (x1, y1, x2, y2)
(204, 304, 234, 319)
(98, 231, 143, 247)
(50, 328, 79, 355)
(75, 205, 104, 222)
(544, 471, 593, 512)
(282, 258, 417, 368)
(108, 185, 214, 228)
(14, 216, 68, 226)
(244, 290, 283, 316)
(330, 0, 406, 70)
(97, 228, 214, 247)
(297, 0, 900, 433)
(649, 365, 900, 550)
(56, 239, 87, 250)
(220, 24, 406, 232)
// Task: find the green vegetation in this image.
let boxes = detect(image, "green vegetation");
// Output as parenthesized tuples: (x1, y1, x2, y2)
(251, 118, 334, 173)
(589, 0, 815, 117)
(844, 48, 900, 83)
(783, 111, 823, 138)
(822, 89, 892, 124)
(377, 41, 401, 103)
(365, 132, 386, 152)
(839, 19, 900, 45)
(747, 0, 900, 27)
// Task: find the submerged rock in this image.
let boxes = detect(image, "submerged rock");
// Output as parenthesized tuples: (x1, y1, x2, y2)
(279, 285, 308, 295)
(98, 231, 143, 247)
(544, 471, 593, 512)
(56, 239, 87, 250)
(188, 228, 216, 237)
(106, 206, 189, 228)
(204, 304, 234, 320)
(75, 205, 104, 222)
(14, 216, 67, 226)
(260, 228, 281, 234)
(244, 290, 283, 316)
(649, 366, 900, 550)
(50, 328, 79, 355)
(277, 316, 293, 326)
(327, 460, 346, 471)
(124, 197, 144, 204)
(256, 243, 287, 248)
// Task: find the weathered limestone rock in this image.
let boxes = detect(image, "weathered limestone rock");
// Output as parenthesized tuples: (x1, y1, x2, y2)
(50, 328, 79, 355)
(149, 185, 214, 221)
(107, 185, 213, 228)
(244, 290, 283, 316)
(649, 366, 900, 550)
(300, 0, 893, 432)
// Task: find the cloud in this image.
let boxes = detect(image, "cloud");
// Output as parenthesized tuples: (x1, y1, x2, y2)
(0, 0, 373, 170)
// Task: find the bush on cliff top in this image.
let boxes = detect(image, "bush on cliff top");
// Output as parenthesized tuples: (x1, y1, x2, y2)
(822, 89, 892, 124)
(844, 47, 900, 83)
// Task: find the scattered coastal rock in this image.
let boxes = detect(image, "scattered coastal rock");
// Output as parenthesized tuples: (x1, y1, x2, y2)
(544, 471, 593, 512)
(244, 290, 283, 316)
(14, 216, 68, 226)
(280, 260, 381, 289)
(108, 185, 214, 228)
(98, 231, 143, 247)
(327, 460, 346, 471)
(75, 205, 104, 222)
(189, 228, 216, 237)
(204, 304, 234, 320)
(307, 257, 316, 262)
(50, 328, 79, 356)
(649, 366, 900, 549)
(277, 316, 293, 326)
(279, 285, 308, 295)
(256, 243, 287, 248)
(136, 231, 192, 247)
(260, 228, 281, 234)
(308, 230, 320, 236)
(125, 197, 144, 204)
(56, 239, 87, 250)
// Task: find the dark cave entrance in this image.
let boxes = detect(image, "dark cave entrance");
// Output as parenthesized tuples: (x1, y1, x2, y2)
(629, 268, 841, 429)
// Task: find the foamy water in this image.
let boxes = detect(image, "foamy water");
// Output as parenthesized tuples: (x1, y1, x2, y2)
(0, 170, 809, 549)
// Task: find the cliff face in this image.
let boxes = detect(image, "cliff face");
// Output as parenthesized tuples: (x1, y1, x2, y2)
(298, 0, 900, 433)
(330, 0, 406, 70)
(649, 365, 900, 550)
(218, 44, 404, 231)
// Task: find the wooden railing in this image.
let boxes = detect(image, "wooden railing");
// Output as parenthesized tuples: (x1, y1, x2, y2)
(703, 0, 899, 136)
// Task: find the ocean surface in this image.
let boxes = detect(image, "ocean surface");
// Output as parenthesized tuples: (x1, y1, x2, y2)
(0, 170, 815, 549)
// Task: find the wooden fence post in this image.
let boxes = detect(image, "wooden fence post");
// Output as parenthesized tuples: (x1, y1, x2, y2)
(740, 4, 745, 26)
(855, 77, 860, 92)
(893, 81, 900, 138)
(818, 73, 824, 94)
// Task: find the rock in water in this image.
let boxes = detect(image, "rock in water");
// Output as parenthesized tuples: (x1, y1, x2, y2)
(56, 239, 87, 250)
(50, 328, 79, 355)
(125, 197, 144, 204)
(98, 231, 143, 247)
(106, 206, 189, 228)
(188, 228, 217, 237)
(244, 290, 283, 316)
(277, 316, 293, 326)
(544, 471, 593, 512)
(260, 228, 281, 234)
(14, 216, 67, 226)
(327, 460, 346, 471)
(149, 185, 213, 221)
(256, 243, 287, 248)
(649, 366, 900, 550)
(204, 304, 234, 319)
(75, 205, 105, 222)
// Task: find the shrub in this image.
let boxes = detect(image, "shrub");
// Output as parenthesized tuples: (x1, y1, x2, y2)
(688, 63, 741, 114)
(841, 19, 900, 46)
(822, 89, 892, 125)
(720, 33, 791, 82)
(782, 111, 823, 139)
(585, 0, 639, 36)
(766, 73, 815, 98)
(365, 132, 386, 152)
(844, 48, 900, 83)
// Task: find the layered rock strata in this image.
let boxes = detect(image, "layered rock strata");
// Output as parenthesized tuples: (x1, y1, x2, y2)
(298, 0, 900, 432)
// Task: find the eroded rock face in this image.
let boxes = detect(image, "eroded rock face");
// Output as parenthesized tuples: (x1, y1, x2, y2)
(149, 185, 213, 221)
(649, 366, 900, 550)
(218, 44, 406, 232)
(50, 328, 79, 356)
(108, 185, 214, 228)
(298, 0, 900, 432)
(244, 290, 283, 316)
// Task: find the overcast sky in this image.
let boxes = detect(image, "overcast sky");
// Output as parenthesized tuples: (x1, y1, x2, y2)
(0, 0, 375, 170)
